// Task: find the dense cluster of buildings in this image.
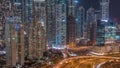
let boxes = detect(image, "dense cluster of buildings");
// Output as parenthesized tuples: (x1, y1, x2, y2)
(0, 0, 46, 67)
(46, 0, 118, 48)
(0, 0, 120, 67)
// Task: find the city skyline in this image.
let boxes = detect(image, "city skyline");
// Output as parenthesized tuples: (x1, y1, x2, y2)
(0, 0, 120, 68)
(80, 0, 120, 20)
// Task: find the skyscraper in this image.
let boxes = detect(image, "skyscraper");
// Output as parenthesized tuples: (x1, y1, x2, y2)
(20, 0, 34, 61)
(0, 0, 6, 53)
(86, 7, 95, 24)
(86, 7, 95, 44)
(5, 0, 25, 67)
(28, 0, 46, 60)
(55, 0, 67, 48)
(96, 20, 116, 46)
(67, 0, 75, 16)
(100, 0, 110, 21)
(67, 0, 78, 16)
(104, 21, 116, 44)
(46, 0, 56, 47)
(28, 22, 46, 60)
(67, 15, 76, 48)
(76, 6, 85, 39)
(86, 7, 101, 45)
(5, 23, 25, 67)
(96, 20, 105, 46)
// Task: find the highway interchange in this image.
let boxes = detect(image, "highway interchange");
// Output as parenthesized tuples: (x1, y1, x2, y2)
(54, 56, 120, 68)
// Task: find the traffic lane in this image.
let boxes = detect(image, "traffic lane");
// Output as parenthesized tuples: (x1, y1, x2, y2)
(54, 56, 120, 68)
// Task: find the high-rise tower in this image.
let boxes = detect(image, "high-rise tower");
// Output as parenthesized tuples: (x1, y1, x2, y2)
(67, 15, 76, 48)
(5, 0, 25, 67)
(28, 0, 46, 60)
(76, 6, 85, 39)
(100, 0, 110, 21)
(68, 0, 74, 16)
(86, 7, 95, 42)
(46, 0, 56, 47)
(55, 0, 67, 48)
(67, 0, 78, 16)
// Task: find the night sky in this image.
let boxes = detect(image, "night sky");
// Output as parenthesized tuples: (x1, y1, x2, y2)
(79, 0, 120, 20)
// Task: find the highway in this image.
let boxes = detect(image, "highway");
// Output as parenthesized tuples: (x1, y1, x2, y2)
(54, 56, 120, 68)
(96, 61, 107, 68)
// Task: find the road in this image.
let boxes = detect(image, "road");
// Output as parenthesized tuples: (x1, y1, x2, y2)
(68, 46, 92, 51)
(54, 56, 120, 68)
(96, 61, 107, 68)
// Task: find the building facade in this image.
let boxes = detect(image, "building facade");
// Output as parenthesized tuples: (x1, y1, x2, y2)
(76, 6, 85, 39)
(46, 0, 56, 47)
(96, 20, 105, 46)
(0, 0, 6, 54)
(116, 24, 120, 43)
(96, 20, 117, 46)
(67, 0, 75, 16)
(66, 15, 76, 48)
(4, 0, 46, 67)
(5, 23, 25, 67)
(86, 7, 95, 45)
(55, 0, 67, 48)
(100, 0, 110, 21)
(28, 0, 46, 60)
(5, 0, 25, 67)
(104, 21, 116, 44)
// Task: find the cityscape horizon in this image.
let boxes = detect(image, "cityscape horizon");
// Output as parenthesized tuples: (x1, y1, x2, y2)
(0, 0, 120, 68)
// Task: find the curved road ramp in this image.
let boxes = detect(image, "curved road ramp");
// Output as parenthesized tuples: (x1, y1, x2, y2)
(100, 59, 120, 68)
(54, 56, 120, 68)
